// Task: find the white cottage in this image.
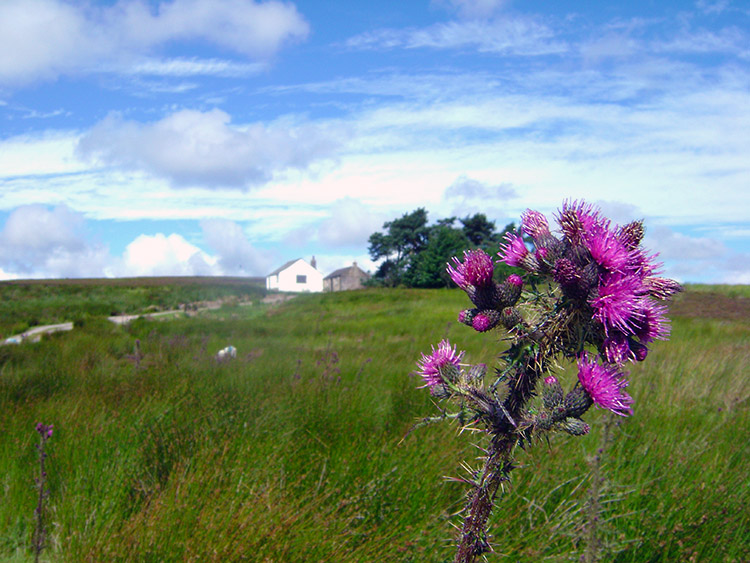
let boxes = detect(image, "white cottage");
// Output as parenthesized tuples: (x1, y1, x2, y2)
(266, 257, 324, 293)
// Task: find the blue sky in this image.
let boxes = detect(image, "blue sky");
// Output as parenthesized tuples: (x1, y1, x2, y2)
(1, 0, 748, 283)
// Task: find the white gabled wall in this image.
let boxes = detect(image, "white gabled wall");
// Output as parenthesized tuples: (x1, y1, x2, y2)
(266, 259, 323, 293)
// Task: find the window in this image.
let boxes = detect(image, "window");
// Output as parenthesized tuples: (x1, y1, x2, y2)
(296, 275, 307, 284)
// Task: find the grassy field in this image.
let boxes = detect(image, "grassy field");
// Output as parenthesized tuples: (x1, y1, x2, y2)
(0, 281, 748, 562)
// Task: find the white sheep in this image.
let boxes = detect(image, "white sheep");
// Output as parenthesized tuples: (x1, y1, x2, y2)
(216, 345, 237, 362)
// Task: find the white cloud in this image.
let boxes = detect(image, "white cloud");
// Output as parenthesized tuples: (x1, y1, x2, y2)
(200, 219, 272, 275)
(113, 233, 216, 277)
(0, 204, 109, 278)
(0, 0, 309, 86)
(316, 198, 384, 247)
(125, 57, 266, 77)
(77, 109, 345, 188)
(346, 17, 567, 55)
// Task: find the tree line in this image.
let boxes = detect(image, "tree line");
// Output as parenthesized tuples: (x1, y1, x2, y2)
(367, 208, 518, 288)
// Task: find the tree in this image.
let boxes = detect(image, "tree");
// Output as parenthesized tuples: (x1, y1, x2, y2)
(460, 213, 497, 247)
(368, 209, 519, 288)
(368, 208, 430, 286)
(405, 225, 470, 288)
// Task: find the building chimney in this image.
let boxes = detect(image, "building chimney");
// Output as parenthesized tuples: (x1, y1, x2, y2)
(311, 256, 317, 269)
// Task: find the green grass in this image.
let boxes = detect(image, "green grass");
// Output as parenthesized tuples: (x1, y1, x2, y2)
(0, 277, 265, 338)
(0, 286, 748, 561)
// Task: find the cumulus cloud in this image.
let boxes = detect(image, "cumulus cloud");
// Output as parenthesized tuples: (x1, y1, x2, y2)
(0, 0, 309, 86)
(114, 233, 216, 277)
(77, 109, 344, 188)
(200, 219, 271, 275)
(316, 198, 383, 247)
(0, 204, 109, 278)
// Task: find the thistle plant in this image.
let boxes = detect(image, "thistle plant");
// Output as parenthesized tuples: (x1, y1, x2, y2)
(33, 422, 53, 563)
(413, 201, 681, 562)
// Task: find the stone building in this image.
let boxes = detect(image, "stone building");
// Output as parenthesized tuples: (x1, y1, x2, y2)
(323, 262, 370, 292)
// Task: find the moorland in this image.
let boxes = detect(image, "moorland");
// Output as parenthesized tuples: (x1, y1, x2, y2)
(0, 279, 748, 561)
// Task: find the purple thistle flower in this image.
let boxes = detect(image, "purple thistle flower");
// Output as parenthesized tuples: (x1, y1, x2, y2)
(643, 276, 683, 300)
(447, 249, 494, 290)
(633, 300, 671, 343)
(584, 227, 629, 273)
(602, 333, 632, 364)
(576, 354, 634, 416)
(557, 200, 605, 244)
(521, 209, 550, 239)
(625, 248, 662, 279)
(498, 232, 528, 267)
(416, 339, 464, 388)
(590, 274, 643, 335)
(616, 220, 645, 250)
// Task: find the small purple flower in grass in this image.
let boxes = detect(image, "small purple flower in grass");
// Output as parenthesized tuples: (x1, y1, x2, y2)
(417, 339, 464, 388)
(447, 249, 494, 290)
(577, 354, 633, 416)
(498, 232, 528, 267)
(472, 313, 493, 332)
(36, 423, 53, 440)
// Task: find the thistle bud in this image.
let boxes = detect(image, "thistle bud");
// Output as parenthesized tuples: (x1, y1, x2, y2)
(542, 375, 564, 409)
(501, 307, 523, 330)
(564, 386, 594, 418)
(498, 274, 523, 308)
(458, 308, 478, 326)
(557, 417, 591, 436)
(472, 310, 501, 332)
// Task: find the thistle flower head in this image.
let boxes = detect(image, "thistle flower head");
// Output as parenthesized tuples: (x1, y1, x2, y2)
(584, 227, 629, 273)
(576, 354, 633, 416)
(590, 274, 644, 336)
(557, 200, 604, 244)
(617, 220, 645, 250)
(498, 232, 528, 267)
(417, 339, 464, 388)
(633, 300, 671, 343)
(447, 249, 494, 290)
(643, 276, 683, 300)
(521, 209, 550, 239)
(602, 333, 632, 364)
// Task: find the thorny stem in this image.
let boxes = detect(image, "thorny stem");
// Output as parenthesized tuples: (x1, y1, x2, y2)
(454, 436, 515, 563)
